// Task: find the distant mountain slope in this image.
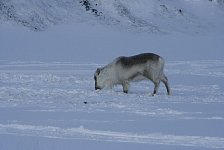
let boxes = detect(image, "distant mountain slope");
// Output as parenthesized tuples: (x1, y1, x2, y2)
(0, 0, 223, 33)
(0, 0, 84, 31)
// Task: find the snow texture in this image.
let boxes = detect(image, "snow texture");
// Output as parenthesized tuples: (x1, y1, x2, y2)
(0, 0, 224, 150)
(0, 60, 224, 150)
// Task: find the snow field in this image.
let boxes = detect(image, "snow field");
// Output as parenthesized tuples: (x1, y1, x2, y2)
(0, 60, 224, 149)
(1, 1, 224, 149)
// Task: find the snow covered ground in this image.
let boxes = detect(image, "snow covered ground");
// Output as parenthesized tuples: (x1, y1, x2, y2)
(1, 0, 224, 150)
(0, 59, 224, 150)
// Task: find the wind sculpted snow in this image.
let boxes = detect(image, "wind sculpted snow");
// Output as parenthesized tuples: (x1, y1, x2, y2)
(0, 1, 224, 149)
(0, 60, 224, 149)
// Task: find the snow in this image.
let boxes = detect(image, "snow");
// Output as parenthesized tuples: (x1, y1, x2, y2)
(1, 0, 224, 150)
(0, 60, 224, 149)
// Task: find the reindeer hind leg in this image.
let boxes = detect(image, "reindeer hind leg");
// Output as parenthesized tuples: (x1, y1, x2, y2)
(161, 74, 171, 95)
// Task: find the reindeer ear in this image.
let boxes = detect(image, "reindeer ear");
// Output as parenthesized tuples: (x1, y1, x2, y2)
(96, 68, 101, 75)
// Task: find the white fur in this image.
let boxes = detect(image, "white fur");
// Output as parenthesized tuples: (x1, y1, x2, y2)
(94, 54, 171, 95)
(96, 61, 118, 89)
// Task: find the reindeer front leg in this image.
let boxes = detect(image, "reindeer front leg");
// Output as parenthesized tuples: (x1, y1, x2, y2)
(122, 81, 129, 93)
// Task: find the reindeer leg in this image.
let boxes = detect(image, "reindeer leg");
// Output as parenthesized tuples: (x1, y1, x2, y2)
(122, 81, 129, 93)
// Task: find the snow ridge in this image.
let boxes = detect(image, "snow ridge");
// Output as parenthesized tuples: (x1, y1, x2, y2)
(0, 123, 224, 149)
